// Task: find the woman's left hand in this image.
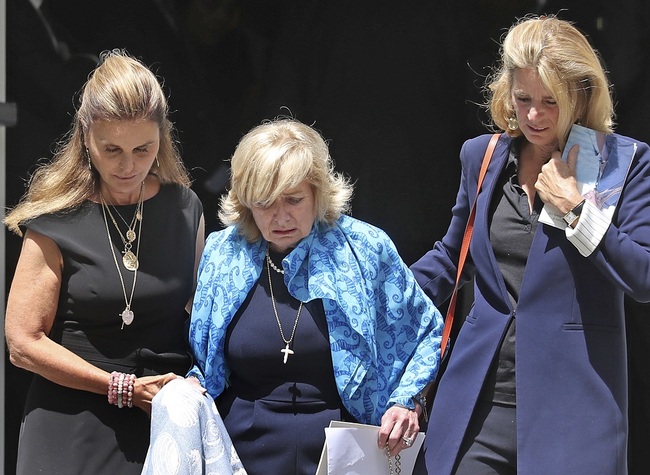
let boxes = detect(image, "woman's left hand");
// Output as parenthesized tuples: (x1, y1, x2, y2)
(133, 372, 183, 415)
(377, 404, 420, 456)
(535, 144, 584, 213)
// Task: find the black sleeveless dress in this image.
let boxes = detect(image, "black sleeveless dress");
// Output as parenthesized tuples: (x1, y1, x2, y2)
(15, 183, 202, 475)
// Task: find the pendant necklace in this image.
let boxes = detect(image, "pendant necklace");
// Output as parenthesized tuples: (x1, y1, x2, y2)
(267, 248, 302, 363)
(100, 186, 144, 328)
(101, 183, 144, 271)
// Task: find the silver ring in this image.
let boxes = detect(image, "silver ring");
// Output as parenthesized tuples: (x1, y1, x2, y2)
(402, 435, 414, 447)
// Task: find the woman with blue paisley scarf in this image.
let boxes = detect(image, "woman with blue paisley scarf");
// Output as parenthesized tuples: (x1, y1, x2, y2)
(184, 117, 444, 474)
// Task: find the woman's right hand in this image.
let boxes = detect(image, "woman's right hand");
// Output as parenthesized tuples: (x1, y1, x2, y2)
(185, 375, 208, 394)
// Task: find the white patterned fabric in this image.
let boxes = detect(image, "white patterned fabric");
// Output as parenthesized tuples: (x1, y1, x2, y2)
(142, 378, 247, 475)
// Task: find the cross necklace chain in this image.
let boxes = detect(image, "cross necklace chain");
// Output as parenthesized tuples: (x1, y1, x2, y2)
(266, 249, 303, 363)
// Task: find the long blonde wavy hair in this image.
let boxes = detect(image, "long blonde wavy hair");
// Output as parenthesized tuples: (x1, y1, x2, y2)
(4, 49, 191, 236)
(486, 15, 614, 150)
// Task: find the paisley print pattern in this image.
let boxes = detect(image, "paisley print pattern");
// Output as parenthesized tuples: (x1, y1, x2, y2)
(187, 215, 444, 425)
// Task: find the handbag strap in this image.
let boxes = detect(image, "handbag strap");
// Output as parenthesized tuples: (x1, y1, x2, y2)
(439, 133, 500, 359)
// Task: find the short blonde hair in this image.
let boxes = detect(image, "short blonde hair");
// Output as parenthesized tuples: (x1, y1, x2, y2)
(4, 49, 190, 235)
(219, 118, 353, 242)
(487, 15, 614, 148)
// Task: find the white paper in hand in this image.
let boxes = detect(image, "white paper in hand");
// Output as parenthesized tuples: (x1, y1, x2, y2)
(539, 124, 634, 229)
(316, 421, 424, 475)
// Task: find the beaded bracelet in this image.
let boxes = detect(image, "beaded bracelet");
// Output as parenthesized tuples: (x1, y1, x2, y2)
(124, 373, 135, 408)
(108, 371, 119, 405)
(117, 372, 125, 408)
(107, 371, 137, 409)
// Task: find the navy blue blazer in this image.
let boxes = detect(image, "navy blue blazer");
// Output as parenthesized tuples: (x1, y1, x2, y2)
(412, 133, 650, 475)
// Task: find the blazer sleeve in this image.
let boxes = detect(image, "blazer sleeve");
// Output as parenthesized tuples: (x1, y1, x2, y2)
(410, 134, 500, 306)
(587, 138, 650, 301)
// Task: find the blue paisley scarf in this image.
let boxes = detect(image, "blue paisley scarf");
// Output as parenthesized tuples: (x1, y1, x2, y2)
(187, 214, 443, 425)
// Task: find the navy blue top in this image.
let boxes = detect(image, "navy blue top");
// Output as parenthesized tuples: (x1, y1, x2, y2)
(217, 249, 352, 475)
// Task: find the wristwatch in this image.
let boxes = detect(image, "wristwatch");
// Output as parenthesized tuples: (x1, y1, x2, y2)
(563, 199, 586, 227)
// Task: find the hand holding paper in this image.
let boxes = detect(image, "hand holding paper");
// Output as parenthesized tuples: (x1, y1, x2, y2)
(539, 124, 634, 229)
(316, 421, 425, 475)
(535, 143, 583, 215)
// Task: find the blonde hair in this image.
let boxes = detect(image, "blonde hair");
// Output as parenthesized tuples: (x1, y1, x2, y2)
(487, 15, 614, 149)
(219, 118, 354, 242)
(4, 49, 191, 235)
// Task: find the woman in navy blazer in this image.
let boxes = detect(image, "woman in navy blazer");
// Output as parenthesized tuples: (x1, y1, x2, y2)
(411, 15, 650, 475)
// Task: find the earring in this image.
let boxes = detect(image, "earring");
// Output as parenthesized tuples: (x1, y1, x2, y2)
(85, 147, 92, 170)
(155, 156, 160, 168)
(507, 116, 519, 131)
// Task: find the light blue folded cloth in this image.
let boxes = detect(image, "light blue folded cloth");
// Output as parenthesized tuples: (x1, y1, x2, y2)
(142, 378, 247, 475)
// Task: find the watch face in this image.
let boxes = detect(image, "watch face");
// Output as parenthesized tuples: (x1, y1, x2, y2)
(563, 211, 577, 225)
(562, 211, 577, 225)
(563, 200, 585, 226)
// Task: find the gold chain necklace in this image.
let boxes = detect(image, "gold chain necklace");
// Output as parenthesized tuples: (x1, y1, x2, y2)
(266, 248, 302, 363)
(101, 183, 144, 271)
(110, 194, 142, 242)
(386, 446, 402, 474)
(100, 186, 144, 329)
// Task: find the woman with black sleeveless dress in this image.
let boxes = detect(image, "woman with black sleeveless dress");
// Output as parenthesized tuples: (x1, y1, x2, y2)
(4, 50, 204, 474)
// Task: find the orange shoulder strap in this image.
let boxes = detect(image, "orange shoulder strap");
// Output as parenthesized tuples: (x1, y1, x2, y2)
(439, 133, 500, 358)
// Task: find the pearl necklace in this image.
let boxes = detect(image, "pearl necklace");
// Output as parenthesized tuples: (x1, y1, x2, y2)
(266, 248, 302, 363)
(267, 252, 284, 274)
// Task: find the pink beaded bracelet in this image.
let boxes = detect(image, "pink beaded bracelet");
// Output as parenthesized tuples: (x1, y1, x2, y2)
(107, 371, 119, 405)
(117, 372, 125, 408)
(107, 371, 137, 409)
(124, 374, 135, 408)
